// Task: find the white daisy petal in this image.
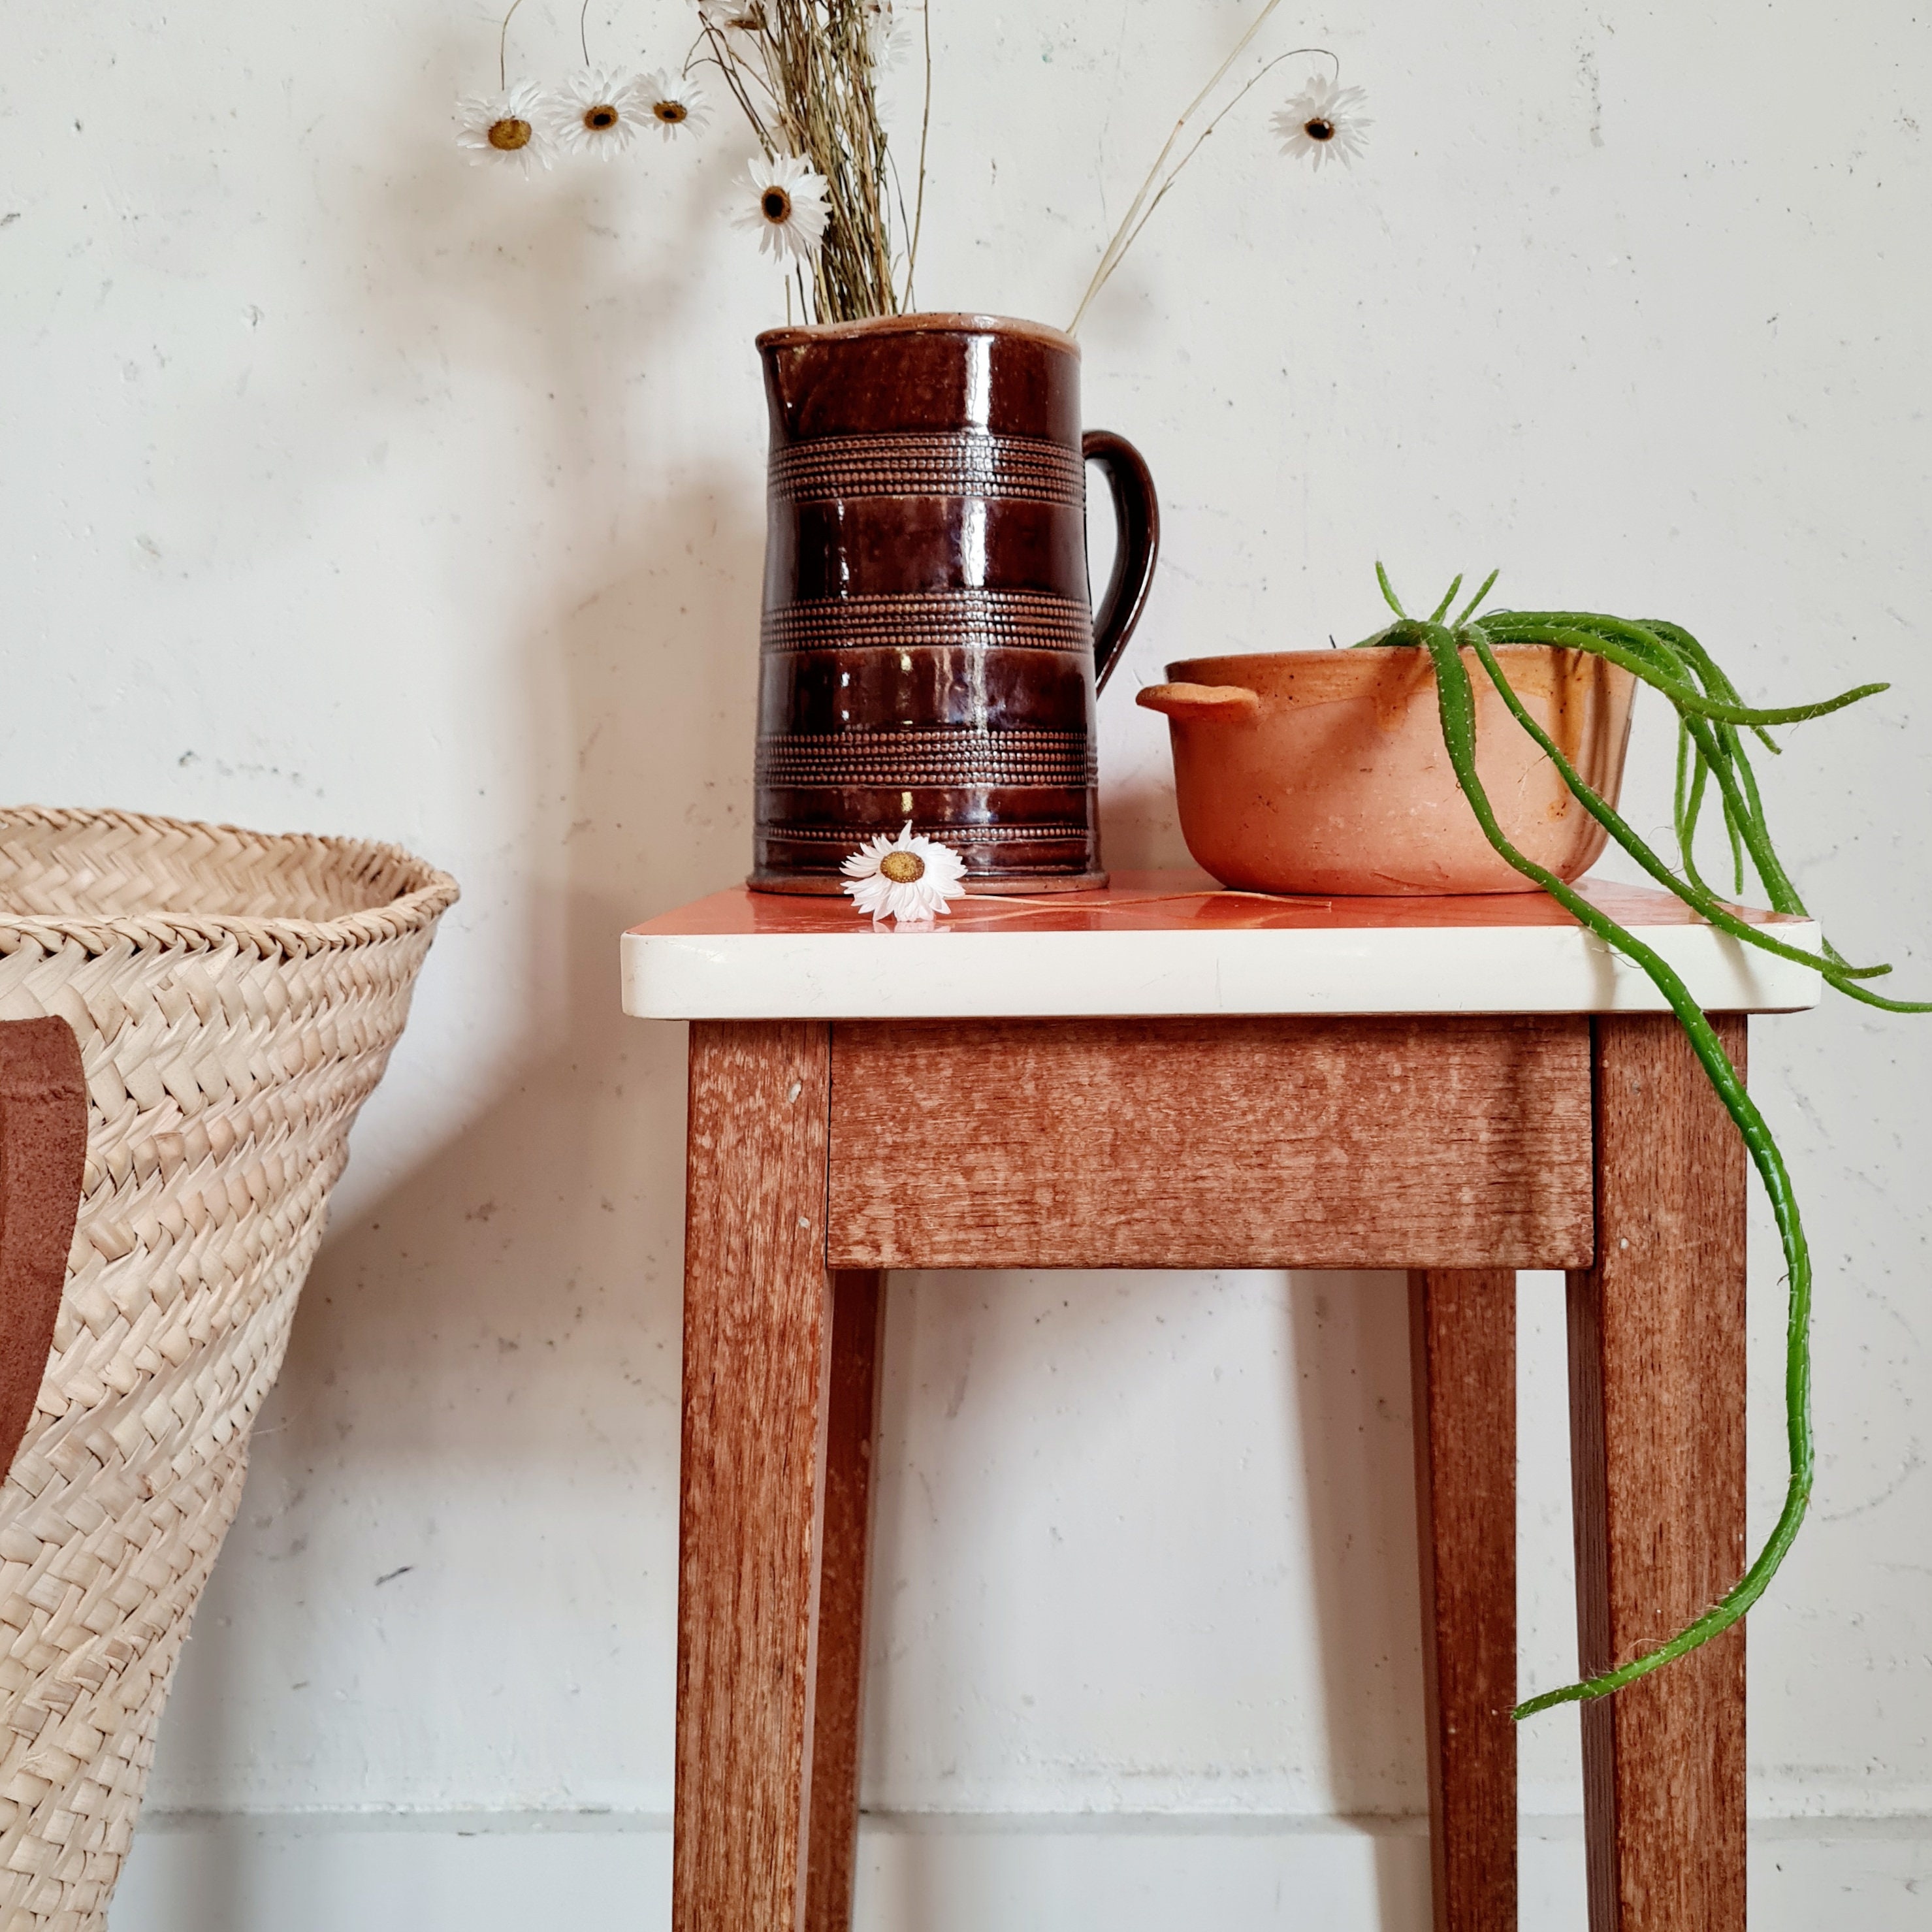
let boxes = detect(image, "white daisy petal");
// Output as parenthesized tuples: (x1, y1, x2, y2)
(1272, 73, 1371, 170)
(861, 0, 918, 68)
(456, 82, 554, 174)
(732, 152, 832, 267)
(841, 822, 968, 926)
(543, 67, 652, 157)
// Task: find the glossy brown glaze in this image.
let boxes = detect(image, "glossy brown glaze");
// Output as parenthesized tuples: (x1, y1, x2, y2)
(752, 314, 1159, 894)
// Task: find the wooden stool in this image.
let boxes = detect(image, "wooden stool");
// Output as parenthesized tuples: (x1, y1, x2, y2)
(622, 874, 1821, 1932)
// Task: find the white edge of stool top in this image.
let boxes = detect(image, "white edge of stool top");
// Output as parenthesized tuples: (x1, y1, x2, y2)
(620, 873, 1824, 1021)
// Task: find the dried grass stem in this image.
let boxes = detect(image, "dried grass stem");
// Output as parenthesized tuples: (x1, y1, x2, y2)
(703, 0, 909, 322)
(1069, 1, 1334, 333)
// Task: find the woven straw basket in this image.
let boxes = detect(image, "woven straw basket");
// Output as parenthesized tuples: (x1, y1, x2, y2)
(0, 807, 457, 1928)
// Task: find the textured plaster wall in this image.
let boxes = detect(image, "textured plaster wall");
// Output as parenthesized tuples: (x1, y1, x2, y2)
(3, 0, 1929, 1837)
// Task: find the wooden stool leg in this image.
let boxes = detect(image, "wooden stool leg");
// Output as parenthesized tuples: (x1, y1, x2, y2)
(1567, 1014, 1747, 1932)
(1409, 1268, 1518, 1931)
(804, 1268, 888, 1932)
(676, 1021, 839, 1932)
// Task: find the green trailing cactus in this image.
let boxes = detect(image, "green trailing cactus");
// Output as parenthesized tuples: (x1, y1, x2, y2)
(1355, 566, 1928, 1720)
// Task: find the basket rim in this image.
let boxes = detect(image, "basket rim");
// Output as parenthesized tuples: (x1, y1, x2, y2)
(0, 805, 460, 958)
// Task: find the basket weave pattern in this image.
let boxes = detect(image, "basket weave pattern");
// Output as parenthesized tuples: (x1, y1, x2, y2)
(0, 808, 457, 1929)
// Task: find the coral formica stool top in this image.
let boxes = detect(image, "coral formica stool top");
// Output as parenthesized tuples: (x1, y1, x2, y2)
(621, 871, 1822, 1022)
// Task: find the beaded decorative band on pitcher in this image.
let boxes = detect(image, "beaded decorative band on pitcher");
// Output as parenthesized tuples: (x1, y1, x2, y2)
(760, 588, 1096, 656)
(756, 727, 1097, 791)
(767, 431, 1086, 508)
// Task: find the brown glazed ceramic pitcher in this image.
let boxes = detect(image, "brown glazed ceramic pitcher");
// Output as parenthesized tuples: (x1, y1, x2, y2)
(752, 313, 1159, 892)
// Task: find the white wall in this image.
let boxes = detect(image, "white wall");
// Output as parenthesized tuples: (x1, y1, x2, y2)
(4, 0, 1929, 1922)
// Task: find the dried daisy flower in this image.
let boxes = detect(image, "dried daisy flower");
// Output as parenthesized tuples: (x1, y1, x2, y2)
(639, 69, 711, 141)
(842, 824, 967, 926)
(456, 82, 553, 173)
(732, 153, 831, 267)
(546, 68, 651, 157)
(861, 0, 916, 68)
(696, 0, 771, 56)
(1272, 72, 1371, 169)
(1067, 1, 1373, 333)
(697, 0, 767, 30)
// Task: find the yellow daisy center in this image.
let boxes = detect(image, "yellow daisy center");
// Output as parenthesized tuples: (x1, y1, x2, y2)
(488, 117, 533, 151)
(1304, 116, 1335, 142)
(761, 186, 793, 223)
(654, 99, 689, 124)
(583, 103, 619, 131)
(879, 851, 925, 884)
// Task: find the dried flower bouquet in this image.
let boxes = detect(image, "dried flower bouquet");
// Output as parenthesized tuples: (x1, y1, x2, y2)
(457, 0, 1368, 327)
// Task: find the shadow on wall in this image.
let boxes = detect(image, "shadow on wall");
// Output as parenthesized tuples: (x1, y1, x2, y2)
(152, 472, 762, 1916)
(1287, 1272, 1432, 1926)
(858, 1268, 1432, 1927)
(1096, 769, 1189, 873)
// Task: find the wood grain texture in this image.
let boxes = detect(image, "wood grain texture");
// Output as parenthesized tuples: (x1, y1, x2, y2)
(1409, 1270, 1517, 1932)
(828, 1016, 1594, 1270)
(1568, 1014, 1748, 1932)
(803, 1270, 886, 1932)
(677, 1022, 837, 1932)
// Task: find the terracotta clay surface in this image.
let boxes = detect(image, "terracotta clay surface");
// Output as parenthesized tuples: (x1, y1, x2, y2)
(631, 870, 1796, 938)
(1138, 646, 1637, 895)
(753, 313, 1159, 894)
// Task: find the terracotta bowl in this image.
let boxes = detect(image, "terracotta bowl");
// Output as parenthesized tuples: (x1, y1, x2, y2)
(1137, 646, 1637, 895)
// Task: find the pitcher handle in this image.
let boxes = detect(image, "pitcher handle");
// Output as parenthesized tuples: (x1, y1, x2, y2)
(1082, 430, 1161, 695)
